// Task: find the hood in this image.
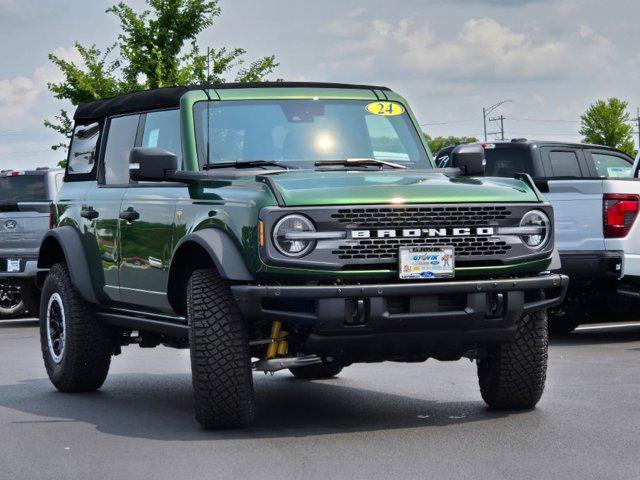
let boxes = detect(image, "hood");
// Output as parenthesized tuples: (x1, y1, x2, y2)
(265, 170, 539, 206)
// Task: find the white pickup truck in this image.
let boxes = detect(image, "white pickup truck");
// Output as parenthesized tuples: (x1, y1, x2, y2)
(436, 139, 640, 333)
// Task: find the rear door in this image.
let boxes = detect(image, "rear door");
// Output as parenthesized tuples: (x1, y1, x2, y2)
(88, 113, 140, 304)
(541, 147, 605, 252)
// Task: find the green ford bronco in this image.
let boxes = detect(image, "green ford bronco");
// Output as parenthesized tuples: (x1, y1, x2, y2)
(37, 82, 568, 429)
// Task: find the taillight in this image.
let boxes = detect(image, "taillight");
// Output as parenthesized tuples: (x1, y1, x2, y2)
(603, 194, 639, 238)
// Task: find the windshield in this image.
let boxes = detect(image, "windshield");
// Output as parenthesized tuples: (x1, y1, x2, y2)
(0, 175, 47, 202)
(193, 99, 430, 169)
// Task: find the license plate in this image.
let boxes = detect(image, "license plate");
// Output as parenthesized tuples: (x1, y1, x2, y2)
(399, 247, 454, 280)
(6, 258, 20, 273)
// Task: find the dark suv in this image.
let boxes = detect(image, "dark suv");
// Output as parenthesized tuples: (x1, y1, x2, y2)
(37, 84, 567, 429)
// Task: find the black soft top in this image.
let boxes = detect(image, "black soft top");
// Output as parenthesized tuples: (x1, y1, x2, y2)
(73, 82, 391, 124)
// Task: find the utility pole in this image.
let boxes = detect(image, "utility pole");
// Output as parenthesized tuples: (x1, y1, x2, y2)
(483, 100, 512, 141)
(488, 114, 506, 140)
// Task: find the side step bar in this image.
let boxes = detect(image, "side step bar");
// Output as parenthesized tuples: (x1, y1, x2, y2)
(98, 311, 188, 337)
(617, 284, 640, 299)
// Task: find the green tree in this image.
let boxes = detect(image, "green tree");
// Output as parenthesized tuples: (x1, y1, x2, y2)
(46, 0, 279, 166)
(424, 134, 479, 154)
(580, 98, 635, 156)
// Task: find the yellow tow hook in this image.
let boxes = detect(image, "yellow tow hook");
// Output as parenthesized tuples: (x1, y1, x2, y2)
(265, 321, 288, 360)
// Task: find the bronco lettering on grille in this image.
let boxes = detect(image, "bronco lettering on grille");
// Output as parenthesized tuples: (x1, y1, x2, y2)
(349, 227, 495, 239)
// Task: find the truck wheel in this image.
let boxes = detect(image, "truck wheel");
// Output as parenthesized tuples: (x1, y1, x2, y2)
(478, 310, 548, 409)
(0, 279, 26, 318)
(187, 268, 254, 429)
(40, 263, 112, 392)
(290, 361, 344, 379)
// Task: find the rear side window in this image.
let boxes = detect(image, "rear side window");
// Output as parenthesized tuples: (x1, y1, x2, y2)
(590, 152, 632, 178)
(141, 109, 182, 167)
(67, 123, 100, 177)
(0, 175, 46, 201)
(549, 151, 583, 177)
(101, 114, 140, 185)
(483, 148, 534, 177)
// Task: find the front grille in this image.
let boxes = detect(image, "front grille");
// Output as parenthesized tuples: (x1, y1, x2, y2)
(331, 206, 511, 228)
(332, 236, 511, 260)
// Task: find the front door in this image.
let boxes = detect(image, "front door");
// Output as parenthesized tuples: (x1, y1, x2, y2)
(118, 109, 185, 313)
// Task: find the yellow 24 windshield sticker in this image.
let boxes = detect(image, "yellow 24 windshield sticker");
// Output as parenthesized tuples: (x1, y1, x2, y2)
(365, 101, 405, 116)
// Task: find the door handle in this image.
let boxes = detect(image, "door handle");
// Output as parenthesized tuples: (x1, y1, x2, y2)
(119, 208, 140, 223)
(81, 207, 99, 220)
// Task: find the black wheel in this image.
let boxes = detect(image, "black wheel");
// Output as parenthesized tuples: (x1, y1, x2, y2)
(21, 280, 41, 317)
(40, 263, 112, 392)
(290, 361, 344, 379)
(478, 310, 548, 409)
(0, 278, 26, 318)
(187, 268, 254, 429)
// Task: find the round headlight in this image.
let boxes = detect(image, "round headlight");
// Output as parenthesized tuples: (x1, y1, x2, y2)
(519, 210, 550, 249)
(273, 214, 316, 257)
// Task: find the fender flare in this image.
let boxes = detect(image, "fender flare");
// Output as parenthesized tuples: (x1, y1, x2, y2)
(37, 226, 99, 304)
(169, 228, 254, 282)
(167, 228, 254, 315)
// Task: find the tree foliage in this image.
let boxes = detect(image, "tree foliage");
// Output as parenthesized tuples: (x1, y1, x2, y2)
(580, 98, 636, 156)
(46, 0, 279, 165)
(424, 134, 479, 154)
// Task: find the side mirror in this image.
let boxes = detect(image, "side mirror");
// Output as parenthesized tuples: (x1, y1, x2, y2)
(451, 144, 485, 176)
(129, 147, 178, 182)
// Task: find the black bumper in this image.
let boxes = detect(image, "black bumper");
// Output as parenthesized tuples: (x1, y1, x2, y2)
(559, 251, 622, 279)
(232, 274, 569, 359)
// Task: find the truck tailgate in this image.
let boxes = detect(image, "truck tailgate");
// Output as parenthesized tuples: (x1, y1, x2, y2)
(0, 209, 49, 256)
(545, 180, 605, 252)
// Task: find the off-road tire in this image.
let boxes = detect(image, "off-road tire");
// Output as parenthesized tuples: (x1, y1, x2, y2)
(478, 310, 548, 409)
(187, 268, 254, 429)
(290, 362, 344, 379)
(40, 263, 112, 392)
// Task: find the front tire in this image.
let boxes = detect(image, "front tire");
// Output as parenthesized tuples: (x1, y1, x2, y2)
(40, 263, 112, 392)
(187, 268, 254, 429)
(478, 310, 548, 409)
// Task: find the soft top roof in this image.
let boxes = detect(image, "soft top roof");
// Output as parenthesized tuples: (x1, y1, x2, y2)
(73, 82, 391, 124)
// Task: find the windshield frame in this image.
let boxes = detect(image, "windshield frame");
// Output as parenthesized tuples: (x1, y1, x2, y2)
(191, 98, 432, 171)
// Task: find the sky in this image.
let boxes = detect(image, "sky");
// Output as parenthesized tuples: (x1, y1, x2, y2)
(0, 0, 639, 170)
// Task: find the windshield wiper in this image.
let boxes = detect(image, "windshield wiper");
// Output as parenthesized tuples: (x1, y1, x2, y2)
(203, 160, 298, 170)
(314, 158, 407, 170)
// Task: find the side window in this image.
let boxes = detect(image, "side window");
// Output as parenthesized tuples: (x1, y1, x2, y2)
(141, 109, 182, 167)
(549, 150, 583, 177)
(101, 114, 139, 185)
(589, 152, 632, 178)
(67, 123, 100, 177)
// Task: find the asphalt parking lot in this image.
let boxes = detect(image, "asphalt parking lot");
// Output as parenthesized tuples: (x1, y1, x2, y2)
(1, 319, 639, 480)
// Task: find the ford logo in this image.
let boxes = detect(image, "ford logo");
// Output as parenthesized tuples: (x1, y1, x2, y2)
(4, 220, 17, 230)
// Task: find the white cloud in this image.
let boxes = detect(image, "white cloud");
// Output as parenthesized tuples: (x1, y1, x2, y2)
(321, 14, 616, 83)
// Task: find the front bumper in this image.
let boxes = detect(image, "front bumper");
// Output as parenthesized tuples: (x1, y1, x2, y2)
(0, 257, 38, 278)
(232, 274, 569, 359)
